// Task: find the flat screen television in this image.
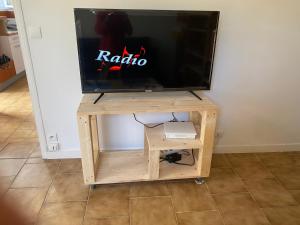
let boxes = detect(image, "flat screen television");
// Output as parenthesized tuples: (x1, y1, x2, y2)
(74, 9, 219, 93)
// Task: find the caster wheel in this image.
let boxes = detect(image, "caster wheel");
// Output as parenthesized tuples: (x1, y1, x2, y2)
(91, 184, 97, 190)
(195, 177, 205, 185)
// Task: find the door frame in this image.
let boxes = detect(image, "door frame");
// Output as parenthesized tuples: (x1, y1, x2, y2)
(12, 0, 48, 158)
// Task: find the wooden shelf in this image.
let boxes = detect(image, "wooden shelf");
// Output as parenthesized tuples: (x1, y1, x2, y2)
(77, 92, 218, 185)
(95, 151, 148, 184)
(160, 149, 199, 179)
(78, 91, 217, 115)
(145, 125, 202, 151)
(160, 161, 199, 180)
(93, 149, 199, 184)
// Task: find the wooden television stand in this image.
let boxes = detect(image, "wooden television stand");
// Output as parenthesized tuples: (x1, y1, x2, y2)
(77, 91, 217, 186)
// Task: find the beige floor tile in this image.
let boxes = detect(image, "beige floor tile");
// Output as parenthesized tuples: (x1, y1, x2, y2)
(29, 148, 42, 158)
(131, 197, 177, 225)
(46, 173, 89, 202)
(289, 190, 300, 203)
(177, 211, 223, 225)
(59, 159, 82, 173)
(0, 135, 9, 142)
(233, 164, 274, 180)
(206, 168, 246, 194)
(263, 206, 300, 225)
(86, 184, 129, 219)
(222, 209, 271, 225)
(0, 142, 37, 158)
(11, 162, 59, 188)
(292, 155, 300, 167)
(268, 166, 300, 189)
(4, 187, 48, 224)
(0, 176, 15, 195)
(0, 142, 8, 151)
(167, 181, 216, 212)
(18, 121, 36, 130)
(84, 217, 129, 225)
(211, 154, 231, 168)
(213, 192, 259, 214)
(0, 158, 26, 176)
(6, 137, 39, 143)
(9, 129, 33, 139)
(37, 202, 86, 225)
(226, 153, 261, 167)
(26, 158, 60, 164)
(130, 181, 170, 197)
(244, 178, 298, 207)
(256, 152, 294, 167)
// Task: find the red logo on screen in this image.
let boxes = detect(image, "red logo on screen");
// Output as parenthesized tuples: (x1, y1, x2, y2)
(96, 46, 147, 72)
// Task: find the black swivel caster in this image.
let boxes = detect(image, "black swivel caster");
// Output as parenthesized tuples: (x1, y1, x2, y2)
(195, 177, 205, 185)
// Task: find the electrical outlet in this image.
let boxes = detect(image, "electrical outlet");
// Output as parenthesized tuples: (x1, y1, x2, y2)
(48, 133, 58, 143)
(48, 143, 59, 152)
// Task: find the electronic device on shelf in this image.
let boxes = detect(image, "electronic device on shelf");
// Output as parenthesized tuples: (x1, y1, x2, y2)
(164, 121, 197, 139)
(74, 8, 220, 94)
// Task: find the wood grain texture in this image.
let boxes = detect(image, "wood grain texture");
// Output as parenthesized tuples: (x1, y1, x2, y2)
(148, 151, 160, 179)
(77, 115, 95, 184)
(145, 125, 201, 151)
(198, 110, 217, 176)
(77, 92, 218, 185)
(78, 92, 217, 115)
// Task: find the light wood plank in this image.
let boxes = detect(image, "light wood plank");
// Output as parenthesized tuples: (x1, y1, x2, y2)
(148, 151, 160, 179)
(144, 131, 149, 157)
(77, 92, 218, 184)
(95, 151, 148, 184)
(145, 125, 202, 151)
(91, 115, 100, 165)
(198, 110, 217, 176)
(77, 115, 95, 184)
(78, 92, 217, 115)
(94, 150, 199, 184)
(159, 161, 199, 180)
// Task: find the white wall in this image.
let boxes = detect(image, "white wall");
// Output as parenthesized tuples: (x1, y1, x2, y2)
(19, 0, 300, 158)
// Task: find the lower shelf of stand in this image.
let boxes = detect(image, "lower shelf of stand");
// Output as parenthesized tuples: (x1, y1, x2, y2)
(94, 150, 200, 184)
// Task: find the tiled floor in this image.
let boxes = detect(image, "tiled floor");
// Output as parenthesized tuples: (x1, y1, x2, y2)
(1, 78, 300, 225)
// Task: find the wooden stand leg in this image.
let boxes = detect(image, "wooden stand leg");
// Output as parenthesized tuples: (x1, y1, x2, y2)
(78, 115, 96, 184)
(91, 115, 100, 165)
(144, 131, 149, 157)
(148, 151, 160, 179)
(198, 110, 217, 177)
(189, 111, 202, 165)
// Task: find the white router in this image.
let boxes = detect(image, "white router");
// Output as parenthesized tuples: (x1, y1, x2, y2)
(164, 122, 197, 139)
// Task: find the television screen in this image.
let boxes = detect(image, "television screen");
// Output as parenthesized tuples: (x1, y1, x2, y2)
(74, 9, 219, 93)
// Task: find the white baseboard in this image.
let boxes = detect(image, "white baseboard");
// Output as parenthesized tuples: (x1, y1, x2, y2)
(44, 148, 81, 159)
(214, 143, 300, 154)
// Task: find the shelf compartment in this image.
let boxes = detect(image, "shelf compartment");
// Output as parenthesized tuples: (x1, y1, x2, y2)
(95, 150, 148, 184)
(159, 149, 200, 180)
(145, 124, 202, 151)
(159, 161, 199, 180)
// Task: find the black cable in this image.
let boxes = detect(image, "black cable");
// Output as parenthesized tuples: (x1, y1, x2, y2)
(133, 112, 181, 128)
(173, 149, 195, 166)
(133, 113, 164, 128)
(171, 112, 178, 122)
(160, 149, 195, 166)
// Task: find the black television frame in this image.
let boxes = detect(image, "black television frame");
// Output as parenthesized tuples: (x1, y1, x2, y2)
(74, 8, 220, 94)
